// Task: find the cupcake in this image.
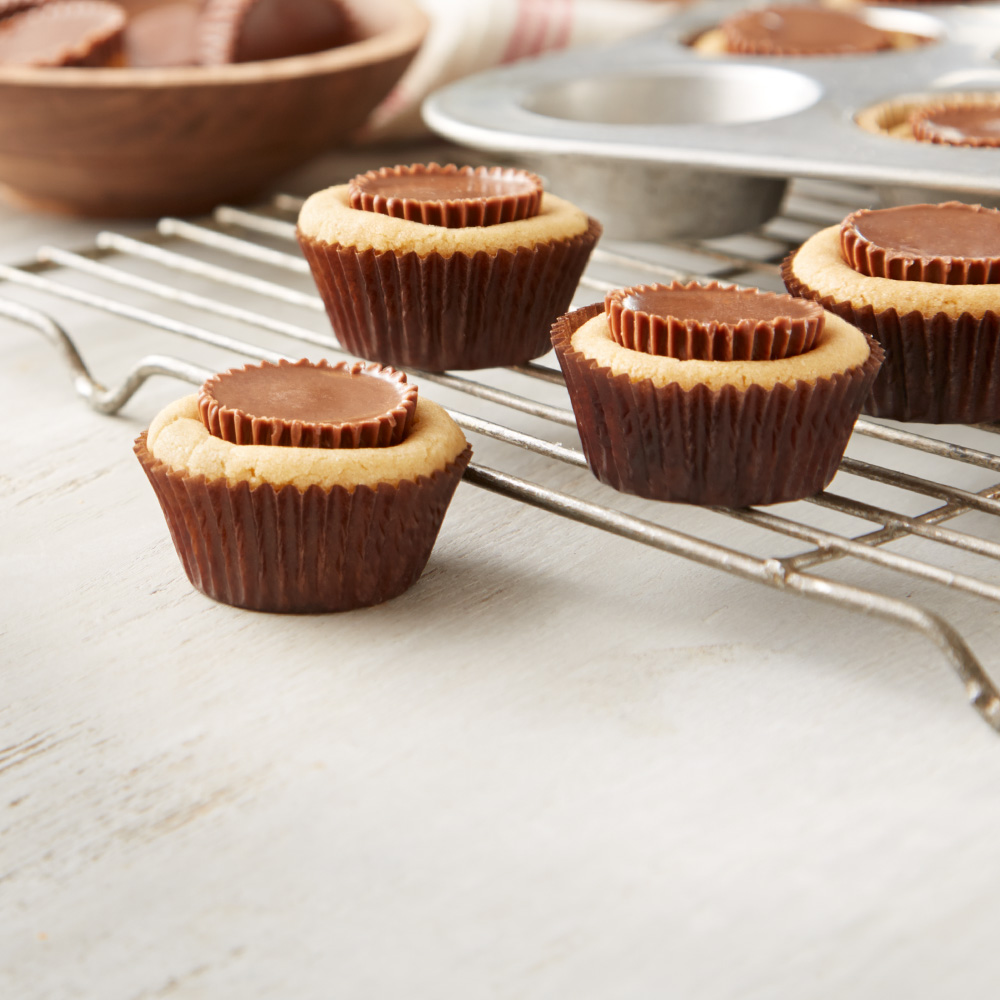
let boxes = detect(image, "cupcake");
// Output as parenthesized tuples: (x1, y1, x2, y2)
(135, 358, 471, 613)
(782, 202, 1000, 422)
(856, 92, 1000, 141)
(297, 163, 602, 371)
(691, 5, 926, 56)
(910, 100, 1000, 148)
(552, 282, 881, 507)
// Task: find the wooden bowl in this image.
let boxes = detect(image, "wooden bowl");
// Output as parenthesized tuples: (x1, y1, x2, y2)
(0, 0, 428, 217)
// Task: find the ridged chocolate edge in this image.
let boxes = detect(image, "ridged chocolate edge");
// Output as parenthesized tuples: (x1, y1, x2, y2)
(720, 12, 893, 57)
(841, 206, 1000, 284)
(348, 165, 544, 229)
(298, 217, 603, 371)
(198, 358, 418, 448)
(911, 104, 1000, 148)
(0, 0, 45, 21)
(782, 251, 1000, 423)
(605, 282, 824, 361)
(135, 432, 472, 613)
(552, 302, 882, 507)
(10, 0, 126, 66)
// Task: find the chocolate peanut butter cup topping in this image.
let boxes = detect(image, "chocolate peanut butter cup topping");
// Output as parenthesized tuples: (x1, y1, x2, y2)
(0, 0, 46, 22)
(721, 6, 893, 56)
(0, 0, 125, 67)
(199, 359, 418, 448)
(348, 163, 544, 228)
(605, 282, 824, 361)
(198, 0, 353, 65)
(911, 100, 1000, 148)
(125, 2, 198, 68)
(841, 202, 1000, 284)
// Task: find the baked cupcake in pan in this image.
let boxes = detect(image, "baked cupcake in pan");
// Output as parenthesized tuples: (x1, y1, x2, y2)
(135, 359, 471, 613)
(552, 282, 881, 507)
(691, 5, 927, 57)
(297, 163, 602, 371)
(783, 201, 1000, 422)
(855, 92, 1000, 142)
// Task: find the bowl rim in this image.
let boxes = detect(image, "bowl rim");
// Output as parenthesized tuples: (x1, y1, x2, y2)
(0, 0, 428, 88)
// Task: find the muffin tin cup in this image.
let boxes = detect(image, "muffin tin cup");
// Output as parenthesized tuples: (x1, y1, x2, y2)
(135, 432, 471, 613)
(424, 3, 1000, 228)
(782, 257, 1000, 424)
(551, 303, 882, 507)
(297, 219, 601, 371)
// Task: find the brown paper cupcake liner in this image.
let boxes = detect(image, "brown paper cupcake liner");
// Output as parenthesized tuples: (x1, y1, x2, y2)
(199, 359, 417, 448)
(783, 253, 1000, 423)
(298, 218, 602, 371)
(349, 165, 544, 229)
(135, 433, 471, 613)
(552, 303, 882, 507)
(605, 282, 823, 361)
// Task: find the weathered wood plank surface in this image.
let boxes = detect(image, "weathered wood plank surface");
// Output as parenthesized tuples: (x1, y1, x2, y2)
(2, 151, 1000, 1000)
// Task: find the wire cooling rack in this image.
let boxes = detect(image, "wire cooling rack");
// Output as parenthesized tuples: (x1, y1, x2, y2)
(3, 178, 1000, 731)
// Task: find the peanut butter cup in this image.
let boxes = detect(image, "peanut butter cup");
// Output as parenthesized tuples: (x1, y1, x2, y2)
(198, 0, 353, 65)
(124, 2, 198, 68)
(784, 203, 1000, 422)
(911, 101, 1000, 148)
(199, 359, 417, 448)
(348, 164, 544, 228)
(720, 6, 893, 56)
(0, 0, 125, 67)
(297, 164, 602, 371)
(0, 0, 46, 21)
(135, 361, 470, 613)
(841, 203, 1000, 284)
(605, 282, 824, 361)
(553, 284, 879, 507)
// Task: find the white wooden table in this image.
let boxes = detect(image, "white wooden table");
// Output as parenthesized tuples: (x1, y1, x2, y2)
(3, 149, 1000, 1000)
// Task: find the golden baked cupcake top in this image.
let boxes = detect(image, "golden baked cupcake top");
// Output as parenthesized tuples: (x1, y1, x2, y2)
(856, 92, 1000, 141)
(297, 162, 592, 257)
(790, 203, 1000, 316)
(148, 359, 467, 491)
(571, 281, 871, 392)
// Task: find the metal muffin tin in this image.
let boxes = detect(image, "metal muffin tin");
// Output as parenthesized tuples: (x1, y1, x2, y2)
(423, 1, 1000, 240)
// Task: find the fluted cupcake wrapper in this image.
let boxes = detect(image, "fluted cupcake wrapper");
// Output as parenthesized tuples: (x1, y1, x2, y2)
(782, 254, 1000, 423)
(552, 303, 882, 507)
(298, 218, 602, 371)
(135, 433, 471, 613)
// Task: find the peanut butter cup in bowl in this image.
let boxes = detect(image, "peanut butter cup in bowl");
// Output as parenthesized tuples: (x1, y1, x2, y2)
(784, 201, 1000, 423)
(552, 281, 881, 507)
(298, 162, 602, 371)
(135, 358, 471, 613)
(0, 0, 427, 216)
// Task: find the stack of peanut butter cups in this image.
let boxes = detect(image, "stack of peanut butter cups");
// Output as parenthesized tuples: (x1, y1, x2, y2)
(552, 283, 882, 507)
(135, 359, 471, 613)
